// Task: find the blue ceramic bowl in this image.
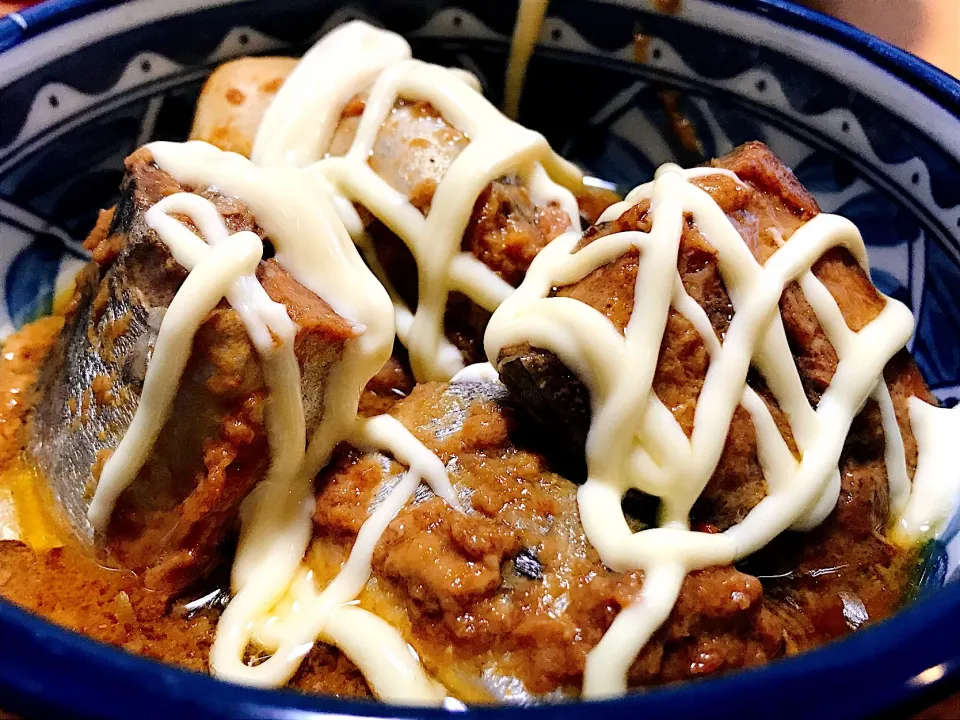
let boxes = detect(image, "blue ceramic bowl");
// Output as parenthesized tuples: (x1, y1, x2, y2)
(0, 1, 958, 718)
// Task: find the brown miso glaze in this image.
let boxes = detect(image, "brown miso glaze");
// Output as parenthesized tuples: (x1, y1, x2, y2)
(0, 539, 370, 699)
(309, 383, 783, 700)
(497, 142, 923, 657)
(0, 319, 66, 549)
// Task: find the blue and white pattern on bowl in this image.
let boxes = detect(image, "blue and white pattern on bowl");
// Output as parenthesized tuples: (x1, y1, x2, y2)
(0, 1, 958, 719)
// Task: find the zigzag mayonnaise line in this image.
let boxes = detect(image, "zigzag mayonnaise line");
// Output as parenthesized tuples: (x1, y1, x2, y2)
(485, 164, 956, 696)
(253, 20, 583, 381)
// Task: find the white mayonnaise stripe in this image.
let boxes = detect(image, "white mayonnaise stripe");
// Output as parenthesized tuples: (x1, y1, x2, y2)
(75, 14, 957, 704)
(896, 398, 960, 542)
(251, 21, 412, 169)
(582, 563, 686, 695)
(319, 606, 444, 703)
(254, 416, 460, 657)
(451, 362, 501, 384)
(214, 415, 457, 701)
(143, 142, 462, 702)
(485, 164, 921, 697)
(874, 380, 910, 517)
(254, 21, 583, 381)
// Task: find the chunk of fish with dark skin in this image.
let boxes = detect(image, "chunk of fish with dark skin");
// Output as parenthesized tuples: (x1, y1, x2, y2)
(494, 142, 928, 645)
(28, 148, 356, 591)
(306, 380, 784, 702)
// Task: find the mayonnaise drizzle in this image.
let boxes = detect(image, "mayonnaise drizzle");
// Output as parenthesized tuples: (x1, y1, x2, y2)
(87, 193, 295, 531)
(485, 164, 920, 697)
(213, 413, 459, 701)
(894, 399, 960, 542)
(251, 21, 411, 169)
(132, 143, 453, 702)
(253, 21, 583, 381)
(80, 16, 959, 705)
(451, 361, 501, 384)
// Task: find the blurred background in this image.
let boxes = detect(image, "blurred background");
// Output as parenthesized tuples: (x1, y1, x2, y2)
(803, 0, 959, 76)
(0, 0, 957, 75)
(1, 1, 957, 73)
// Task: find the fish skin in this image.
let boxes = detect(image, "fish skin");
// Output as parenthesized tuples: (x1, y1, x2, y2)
(309, 380, 780, 702)
(29, 170, 176, 545)
(27, 152, 353, 590)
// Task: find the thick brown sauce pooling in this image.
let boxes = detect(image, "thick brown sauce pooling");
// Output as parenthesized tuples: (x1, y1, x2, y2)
(0, 311, 920, 700)
(0, 318, 64, 548)
(0, 317, 372, 698)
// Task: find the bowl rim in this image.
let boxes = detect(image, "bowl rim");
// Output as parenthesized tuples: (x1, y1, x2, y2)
(718, 0, 960, 115)
(0, 1, 958, 719)
(1, 567, 958, 719)
(1, 0, 958, 115)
